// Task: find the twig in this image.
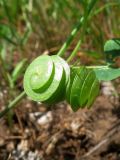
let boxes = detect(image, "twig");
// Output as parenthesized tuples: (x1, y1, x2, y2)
(43, 130, 63, 155)
(15, 110, 24, 134)
(81, 120, 120, 159)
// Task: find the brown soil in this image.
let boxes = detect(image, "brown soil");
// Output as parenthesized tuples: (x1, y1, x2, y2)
(0, 81, 120, 160)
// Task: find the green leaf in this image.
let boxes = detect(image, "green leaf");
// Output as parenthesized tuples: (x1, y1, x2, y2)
(79, 69, 96, 107)
(67, 66, 100, 112)
(70, 67, 87, 111)
(0, 44, 6, 60)
(104, 38, 120, 64)
(12, 58, 27, 82)
(94, 66, 120, 81)
(0, 24, 12, 39)
(66, 67, 80, 103)
(87, 78, 99, 108)
(0, 24, 17, 45)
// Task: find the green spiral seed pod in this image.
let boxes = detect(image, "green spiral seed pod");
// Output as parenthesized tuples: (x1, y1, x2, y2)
(23, 55, 70, 104)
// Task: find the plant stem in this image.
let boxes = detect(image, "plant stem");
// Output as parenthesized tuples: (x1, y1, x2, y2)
(57, 17, 84, 57)
(67, 40, 81, 62)
(66, 13, 87, 63)
(67, 0, 98, 62)
(0, 91, 26, 119)
(71, 65, 108, 69)
(0, 53, 12, 86)
(57, 0, 98, 58)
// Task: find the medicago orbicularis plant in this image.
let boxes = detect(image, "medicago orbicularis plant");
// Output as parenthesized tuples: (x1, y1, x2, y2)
(23, 38, 120, 112)
(23, 55, 100, 111)
(1, 38, 120, 118)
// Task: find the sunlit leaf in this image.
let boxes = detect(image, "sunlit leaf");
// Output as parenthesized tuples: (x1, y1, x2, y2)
(94, 66, 120, 81)
(67, 66, 100, 112)
(104, 38, 120, 64)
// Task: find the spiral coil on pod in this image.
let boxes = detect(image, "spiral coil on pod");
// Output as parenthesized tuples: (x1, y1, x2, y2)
(23, 55, 70, 104)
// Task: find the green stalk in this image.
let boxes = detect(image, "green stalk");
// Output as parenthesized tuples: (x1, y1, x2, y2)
(66, 13, 87, 63)
(57, 0, 98, 58)
(72, 65, 108, 69)
(67, 19, 88, 63)
(67, 0, 98, 62)
(0, 91, 26, 119)
(0, 53, 12, 86)
(57, 17, 84, 57)
(67, 40, 81, 62)
(0, 51, 14, 125)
